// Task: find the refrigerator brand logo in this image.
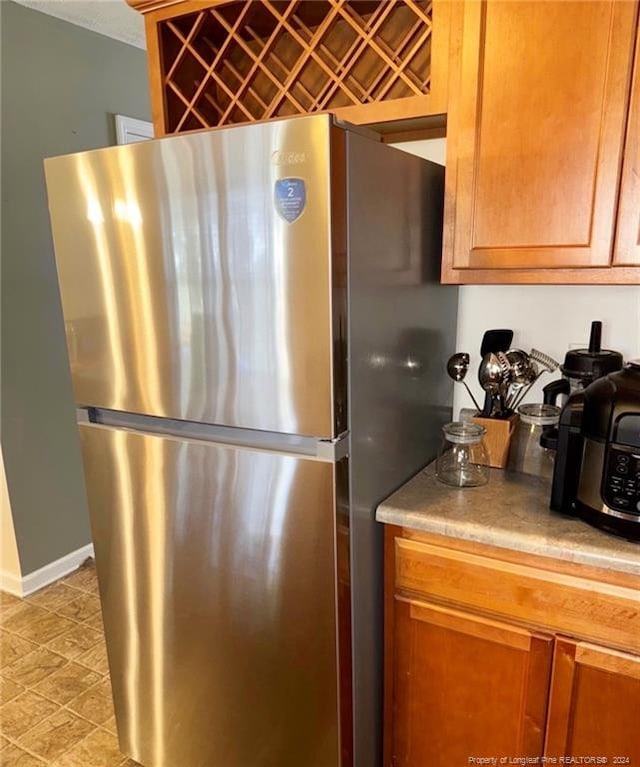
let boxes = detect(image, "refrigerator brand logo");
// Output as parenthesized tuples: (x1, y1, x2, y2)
(274, 178, 306, 223)
(271, 150, 306, 166)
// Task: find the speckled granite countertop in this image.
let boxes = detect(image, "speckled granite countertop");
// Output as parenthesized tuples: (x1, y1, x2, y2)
(376, 462, 640, 576)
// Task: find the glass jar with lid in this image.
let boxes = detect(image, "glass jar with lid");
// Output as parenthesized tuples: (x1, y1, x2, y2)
(507, 403, 561, 478)
(436, 422, 489, 488)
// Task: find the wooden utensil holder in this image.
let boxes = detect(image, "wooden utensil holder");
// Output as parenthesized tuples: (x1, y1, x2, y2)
(471, 414, 519, 469)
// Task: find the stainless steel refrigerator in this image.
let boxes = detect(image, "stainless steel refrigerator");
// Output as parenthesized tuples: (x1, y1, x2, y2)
(45, 114, 457, 767)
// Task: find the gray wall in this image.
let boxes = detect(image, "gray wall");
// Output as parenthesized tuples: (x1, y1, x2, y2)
(1, 1, 151, 574)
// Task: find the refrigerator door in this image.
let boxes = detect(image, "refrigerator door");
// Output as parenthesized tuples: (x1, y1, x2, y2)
(80, 422, 340, 767)
(45, 115, 343, 438)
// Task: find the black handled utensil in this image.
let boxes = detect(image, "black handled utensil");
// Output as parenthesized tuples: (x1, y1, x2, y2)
(480, 329, 514, 415)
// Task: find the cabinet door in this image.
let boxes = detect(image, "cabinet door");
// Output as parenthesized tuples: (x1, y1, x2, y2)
(545, 638, 640, 764)
(614, 28, 640, 266)
(391, 598, 553, 767)
(446, 0, 638, 271)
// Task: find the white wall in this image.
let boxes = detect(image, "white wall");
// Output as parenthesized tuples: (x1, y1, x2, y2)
(393, 137, 446, 166)
(392, 138, 640, 418)
(454, 286, 640, 415)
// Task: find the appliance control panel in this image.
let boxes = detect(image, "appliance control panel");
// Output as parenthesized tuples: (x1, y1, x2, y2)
(603, 445, 640, 514)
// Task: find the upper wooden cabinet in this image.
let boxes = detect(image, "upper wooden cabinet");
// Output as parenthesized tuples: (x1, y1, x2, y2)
(615, 27, 640, 267)
(130, 0, 453, 137)
(443, 0, 640, 283)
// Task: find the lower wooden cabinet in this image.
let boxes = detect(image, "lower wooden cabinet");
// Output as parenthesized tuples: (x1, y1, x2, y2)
(385, 528, 640, 767)
(546, 639, 640, 763)
(391, 598, 552, 766)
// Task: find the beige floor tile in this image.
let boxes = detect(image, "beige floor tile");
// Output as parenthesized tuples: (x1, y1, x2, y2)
(83, 612, 104, 632)
(0, 603, 49, 632)
(61, 566, 98, 595)
(52, 727, 124, 767)
(0, 675, 24, 705)
(0, 592, 21, 612)
(15, 614, 76, 647)
(3, 647, 67, 687)
(76, 640, 109, 675)
(17, 709, 94, 761)
(102, 715, 117, 736)
(0, 630, 37, 669)
(0, 743, 46, 766)
(46, 625, 102, 661)
(0, 591, 22, 618)
(32, 662, 101, 706)
(2, 608, 75, 645)
(26, 584, 78, 612)
(0, 690, 59, 740)
(56, 594, 101, 624)
(67, 678, 114, 726)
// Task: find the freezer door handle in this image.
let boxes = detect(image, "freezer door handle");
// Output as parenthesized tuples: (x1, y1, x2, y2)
(77, 407, 350, 462)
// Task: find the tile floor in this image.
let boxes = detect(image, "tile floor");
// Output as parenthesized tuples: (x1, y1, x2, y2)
(0, 561, 138, 766)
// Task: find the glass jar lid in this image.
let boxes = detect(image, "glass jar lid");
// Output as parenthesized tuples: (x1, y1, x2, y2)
(517, 403, 561, 426)
(442, 421, 486, 445)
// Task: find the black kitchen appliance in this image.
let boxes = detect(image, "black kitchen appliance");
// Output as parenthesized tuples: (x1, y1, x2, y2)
(576, 361, 640, 540)
(543, 321, 623, 516)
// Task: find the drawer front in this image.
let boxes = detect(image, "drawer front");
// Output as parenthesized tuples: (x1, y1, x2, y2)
(395, 538, 640, 653)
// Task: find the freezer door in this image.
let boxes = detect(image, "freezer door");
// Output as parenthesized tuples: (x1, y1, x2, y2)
(80, 422, 340, 767)
(45, 115, 344, 438)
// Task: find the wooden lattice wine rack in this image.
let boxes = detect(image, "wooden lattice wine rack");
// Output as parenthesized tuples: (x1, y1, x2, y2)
(135, 0, 452, 136)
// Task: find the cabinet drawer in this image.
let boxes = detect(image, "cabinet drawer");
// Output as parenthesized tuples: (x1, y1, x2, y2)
(395, 538, 640, 653)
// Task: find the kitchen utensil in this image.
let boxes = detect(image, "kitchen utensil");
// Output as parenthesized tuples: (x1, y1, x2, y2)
(495, 351, 513, 412)
(496, 351, 512, 379)
(446, 352, 482, 411)
(436, 421, 489, 487)
(502, 349, 531, 411)
(505, 358, 537, 410)
(480, 329, 514, 357)
(509, 358, 550, 411)
(505, 349, 532, 382)
(480, 330, 514, 415)
(478, 352, 507, 417)
(507, 403, 561, 478)
(529, 348, 560, 373)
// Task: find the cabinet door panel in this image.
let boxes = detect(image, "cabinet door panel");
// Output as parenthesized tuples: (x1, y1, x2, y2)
(614, 30, 640, 266)
(392, 598, 553, 767)
(545, 638, 640, 763)
(450, 0, 638, 270)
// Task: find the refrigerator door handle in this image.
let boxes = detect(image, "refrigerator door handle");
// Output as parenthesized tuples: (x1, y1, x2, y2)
(78, 407, 349, 462)
(317, 433, 350, 461)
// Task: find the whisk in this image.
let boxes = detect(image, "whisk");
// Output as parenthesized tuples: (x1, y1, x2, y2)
(529, 348, 560, 373)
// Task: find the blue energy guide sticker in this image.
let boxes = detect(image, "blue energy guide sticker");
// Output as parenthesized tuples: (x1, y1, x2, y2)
(274, 178, 306, 223)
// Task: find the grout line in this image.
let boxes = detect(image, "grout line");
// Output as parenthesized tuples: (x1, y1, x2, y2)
(2, 670, 115, 762)
(0, 568, 125, 765)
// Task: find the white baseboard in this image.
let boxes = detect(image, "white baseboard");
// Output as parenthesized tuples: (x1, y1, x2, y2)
(0, 543, 95, 598)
